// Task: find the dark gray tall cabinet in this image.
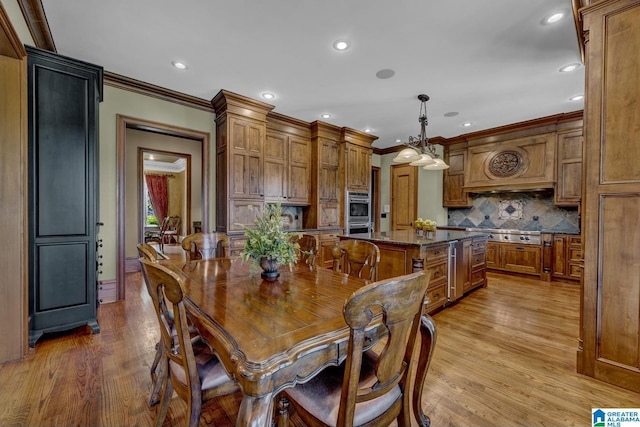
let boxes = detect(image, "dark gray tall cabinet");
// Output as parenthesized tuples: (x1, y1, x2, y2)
(26, 46, 103, 347)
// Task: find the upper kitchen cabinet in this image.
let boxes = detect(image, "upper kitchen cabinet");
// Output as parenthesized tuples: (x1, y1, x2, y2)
(440, 112, 583, 206)
(212, 90, 274, 231)
(305, 121, 343, 229)
(554, 127, 584, 206)
(443, 144, 471, 207)
(26, 46, 103, 346)
(578, 0, 640, 394)
(342, 128, 377, 192)
(264, 113, 311, 205)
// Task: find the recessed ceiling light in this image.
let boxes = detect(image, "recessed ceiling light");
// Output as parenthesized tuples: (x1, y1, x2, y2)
(364, 128, 372, 133)
(261, 92, 275, 100)
(559, 63, 581, 72)
(461, 122, 473, 127)
(395, 139, 402, 143)
(570, 95, 584, 101)
(333, 40, 350, 51)
(171, 61, 187, 70)
(320, 113, 332, 119)
(544, 11, 565, 24)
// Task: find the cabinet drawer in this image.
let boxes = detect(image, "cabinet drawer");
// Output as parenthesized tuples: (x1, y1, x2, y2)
(568, 247, 582, 262)
(471, 238, 487, 253)
(320, 232, 340, 241)
(425, 244, 448, 262)
(424, 283, 447, 314)
(469, 268, 486, 291)
(471, 251, 486, 269)
(98, 281, 116, 304)
(568, 236, 581, 246)
(426, 261, 447, 287)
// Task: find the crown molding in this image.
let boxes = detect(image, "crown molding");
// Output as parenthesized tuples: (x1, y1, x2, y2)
(16, 0, 54, 51)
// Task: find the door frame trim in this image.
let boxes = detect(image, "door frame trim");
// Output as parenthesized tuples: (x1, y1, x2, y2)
(116, 114, 210, 300)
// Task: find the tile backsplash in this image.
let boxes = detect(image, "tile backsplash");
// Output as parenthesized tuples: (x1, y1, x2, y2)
(447, 192, 580, 233)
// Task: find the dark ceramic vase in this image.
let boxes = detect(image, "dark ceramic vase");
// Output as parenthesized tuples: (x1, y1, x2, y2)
(259, 256, 280, 281)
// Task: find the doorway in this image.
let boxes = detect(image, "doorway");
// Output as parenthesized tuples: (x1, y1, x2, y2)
(116, 115, 210, 300)
(139, 149, 191, 248)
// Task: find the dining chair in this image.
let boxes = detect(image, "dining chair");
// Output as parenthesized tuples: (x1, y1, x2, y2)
(277, 271, 434, 427)
(139, 259, 240, 427)
(331, 239, 380, 281)
(160, 215, 181, 250)
(137, 243, 164, 405)
(290, 233, 319, 270)
(181, 232, 230, 260)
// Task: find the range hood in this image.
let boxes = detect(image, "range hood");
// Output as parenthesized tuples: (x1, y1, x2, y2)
(464, 182, 555, 195)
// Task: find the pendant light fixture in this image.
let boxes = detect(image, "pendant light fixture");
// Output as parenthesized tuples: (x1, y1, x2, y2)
(392, 94, 449, 170)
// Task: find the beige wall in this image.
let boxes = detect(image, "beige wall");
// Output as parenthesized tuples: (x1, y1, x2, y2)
(124, 129, 202, 259)
(99, 85, 216, 280)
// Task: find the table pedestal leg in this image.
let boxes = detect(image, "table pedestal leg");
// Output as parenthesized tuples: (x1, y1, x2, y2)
(237, 393, 275, 427)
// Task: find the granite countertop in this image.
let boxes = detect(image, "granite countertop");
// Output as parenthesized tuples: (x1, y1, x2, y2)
(341, 229, 489, 246)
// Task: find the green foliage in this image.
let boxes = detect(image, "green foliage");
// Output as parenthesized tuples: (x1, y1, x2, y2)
(147, 214, 159, 226)
(237, 202, 300, 272)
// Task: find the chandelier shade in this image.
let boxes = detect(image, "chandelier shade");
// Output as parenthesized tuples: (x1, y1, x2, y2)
(392, 147, 421, 163)
(423, 157, 449, 170)
(393, 94, 448, 169)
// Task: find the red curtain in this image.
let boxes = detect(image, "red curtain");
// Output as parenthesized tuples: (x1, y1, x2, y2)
(145, 174, 168, 223)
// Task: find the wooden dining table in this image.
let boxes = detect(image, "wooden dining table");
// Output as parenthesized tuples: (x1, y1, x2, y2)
(162, 257, 382, 427)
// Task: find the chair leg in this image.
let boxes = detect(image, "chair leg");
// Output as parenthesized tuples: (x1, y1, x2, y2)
(154, 374, 173, 427)
(149, 342, 166, 406)
(187, 394, 203, 427)
(276, 394, 290, 427)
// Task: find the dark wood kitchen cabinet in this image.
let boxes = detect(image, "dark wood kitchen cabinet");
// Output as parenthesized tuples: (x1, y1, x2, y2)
(443, 147, 472, 207)
(342, 128, 376, 193)
(554, 128, 583, 206)
(26, 47, 103, 346)
(486, 241, 541, 276)
(577, 0, 640, 393)
(552, 234, 582, 282)
(264, 114, 311, 205)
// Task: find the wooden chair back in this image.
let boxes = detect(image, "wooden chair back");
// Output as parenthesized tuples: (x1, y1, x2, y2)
(331, 239, 380, 281)
(138, 259, 239, 427)
(181, 232, 229, 260)
(290, 233, 318, 270)
(281, 271, 432, 427)
(137, 243, 159, 262)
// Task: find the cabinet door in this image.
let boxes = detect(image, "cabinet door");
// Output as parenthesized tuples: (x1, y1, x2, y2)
(499, 244, 541, 275)
(287, 136, 310, 203)
(230, 116, 264, 199)
(264, 131, 287, 201)
(319, 232, 340, 269)
(319, 139, 340, 202)
(486, 242, 499, 269)
(552, 235, 568, 278)
(318, 203, 340, 228)
(346, 144, 371, 192)
(555, 129, 583, 206)
(580, 2, 640, 391)
(443, 150, 471, 207)
(27, 47, 102, 346)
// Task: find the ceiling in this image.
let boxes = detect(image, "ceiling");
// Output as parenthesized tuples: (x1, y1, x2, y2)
(39, 0, 584, 150)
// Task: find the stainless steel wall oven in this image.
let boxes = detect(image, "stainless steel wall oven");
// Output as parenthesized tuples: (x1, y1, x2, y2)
(346, 191, 371, 233)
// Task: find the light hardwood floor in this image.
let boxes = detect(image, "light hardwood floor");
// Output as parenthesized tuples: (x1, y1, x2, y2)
(0, 271, 637, 426)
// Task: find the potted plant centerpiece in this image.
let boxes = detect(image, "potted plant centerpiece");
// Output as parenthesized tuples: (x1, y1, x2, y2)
(414, 218, 437, 239)
(237, 202, 300, 280)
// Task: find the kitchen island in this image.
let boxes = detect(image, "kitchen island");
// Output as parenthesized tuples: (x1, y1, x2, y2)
(340, 229, 489, 313)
